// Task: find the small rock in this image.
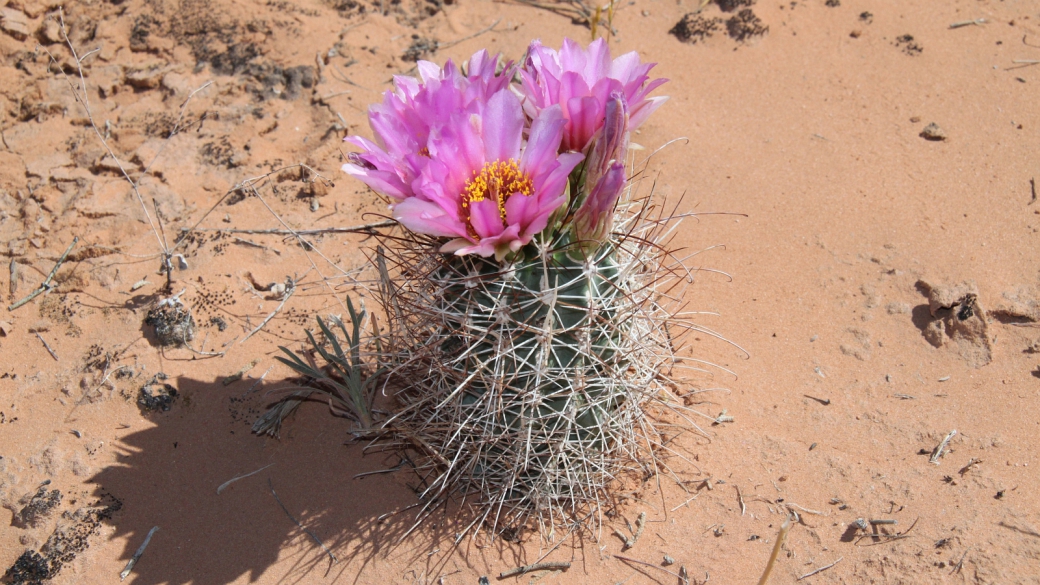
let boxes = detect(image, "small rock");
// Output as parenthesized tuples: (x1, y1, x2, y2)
(144, 299, 196, 346)
(663, 555, 676, 566)
(0, 320, 12, 336)
(138, 374, 178, 412)
(920, 123, 947, 141)
(125, 64, 171, 90)
(0, 7, 30, 41)
(37, 18, 62, 44)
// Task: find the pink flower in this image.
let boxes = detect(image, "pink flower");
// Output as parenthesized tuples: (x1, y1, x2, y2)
(342, 50, 513, 201)
(520, 38, 668, 152)
(393, 90, 583, 259)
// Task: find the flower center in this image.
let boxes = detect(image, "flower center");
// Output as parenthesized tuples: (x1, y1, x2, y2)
(460, 159, 533, 240)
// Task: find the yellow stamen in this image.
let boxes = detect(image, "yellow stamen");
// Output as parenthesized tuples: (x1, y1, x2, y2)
(460, 158, 533, 240)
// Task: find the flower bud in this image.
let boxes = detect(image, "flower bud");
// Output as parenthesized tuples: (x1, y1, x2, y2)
(584, 93, 629, 186)
(572, 161, 625, 248)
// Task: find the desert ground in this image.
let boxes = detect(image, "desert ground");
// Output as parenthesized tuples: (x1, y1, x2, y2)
(0, 0, 1038, 583)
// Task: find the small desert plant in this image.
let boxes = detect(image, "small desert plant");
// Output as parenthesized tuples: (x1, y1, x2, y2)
(254, 297, 383, 435)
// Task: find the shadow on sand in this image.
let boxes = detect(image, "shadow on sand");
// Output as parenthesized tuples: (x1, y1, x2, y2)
(87, 373, 481, 584)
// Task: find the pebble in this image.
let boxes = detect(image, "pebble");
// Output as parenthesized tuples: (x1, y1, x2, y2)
(920, 122, 947, 141)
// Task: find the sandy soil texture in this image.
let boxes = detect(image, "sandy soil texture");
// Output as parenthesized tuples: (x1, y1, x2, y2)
(1, 0, 1038, 583)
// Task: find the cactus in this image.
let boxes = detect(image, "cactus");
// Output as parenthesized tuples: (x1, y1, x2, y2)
(374, 194, 686, 532)
(338, 38, 707, 535)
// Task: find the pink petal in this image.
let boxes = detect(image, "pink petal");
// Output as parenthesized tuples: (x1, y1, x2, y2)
(566, 95, 601, 151)
(504, 191, 540, 229)
(520, 105, 566, 176)
(482, 90, 523, 163)
(628, 96, 669, 130)
(468, 199, 506, 239)
(532, 152, 583, 203)
(583, 37, 611, 81)
(394, 198, 468, 238)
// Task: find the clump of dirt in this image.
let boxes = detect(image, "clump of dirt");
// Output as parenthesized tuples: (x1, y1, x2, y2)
(13, 484, 62, 528)
(726, 8, 768, 41)
(670, 13, 723, 44)
(3, 493, 121, 585)
(144, 297, 197, 346)
(3, 550, 51, 585)
(917, 280, 993, 368)
(919, 122, 947, 141)
(715, 0, 755, 12)
(402, 36, 439, 62)
(991, 286, 1040, 322)
(138, 373, 179, 413)
(894, 34, 922, 55)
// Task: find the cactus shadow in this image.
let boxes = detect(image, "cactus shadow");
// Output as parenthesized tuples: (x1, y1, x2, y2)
(88, 374, 428, 585)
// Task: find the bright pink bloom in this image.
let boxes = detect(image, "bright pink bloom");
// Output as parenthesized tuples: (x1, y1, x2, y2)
(392, 90, 583, 259)
(519, 38, 668, 152)
(342, 50, 513, 201)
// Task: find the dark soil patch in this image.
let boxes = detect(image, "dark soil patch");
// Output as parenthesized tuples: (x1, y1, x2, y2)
(670, 14, 723, 44)
(716, 0, 755, 12)
(138, 373, 179, 413)
(894, 34, 923, 55)
(726, 9, 768, 41)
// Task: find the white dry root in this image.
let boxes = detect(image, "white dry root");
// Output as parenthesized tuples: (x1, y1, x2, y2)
(373, 188, 713, 538)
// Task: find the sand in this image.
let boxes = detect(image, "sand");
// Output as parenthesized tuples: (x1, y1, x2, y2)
(1, 0, 1038, 583)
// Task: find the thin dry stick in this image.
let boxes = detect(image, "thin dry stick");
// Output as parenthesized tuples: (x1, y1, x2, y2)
(49, 13, 165, 256)
(223, 359, 260, 386)
(119, 525, 159, 581)
(8, 236, 78, 311)
(614, 511, 647, 550)
(930, 430, 957, 464)
(949, 18, 986, 28)
(217, 463, 275, 494)
(233, 236, 282, 255)
(36, 332, 59, 361)
(736, 485, 746, 516)
(240, 279, 297, 344)
(438, 18, 502, 51)
(498, 561, 571, 578)
(613, 555, 685, 581)
(8, 258, 17, 296)
(951, 548, 969, 574)
(268, 479, 336, 564)
(138, 81, 213, 177)
(797, 556, 843, 581)
(669, 492, 699, 512)
(187, 219, 396, 236)
(244, 366, 273, 395)
(757, 515, 792, 585)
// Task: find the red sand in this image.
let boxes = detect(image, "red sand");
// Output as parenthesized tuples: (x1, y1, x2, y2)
(1, 0, 1038, 583)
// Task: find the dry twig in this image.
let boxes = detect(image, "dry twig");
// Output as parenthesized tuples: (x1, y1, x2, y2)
(930, 430, 957, 464)
(757, 515, 792, 585)
(499, 561, 571, 578)
(268, 479, 336, 565)
(797, 557, 843, 580)
(8, 237, 78, 311)
(119, 526, 159, 581)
